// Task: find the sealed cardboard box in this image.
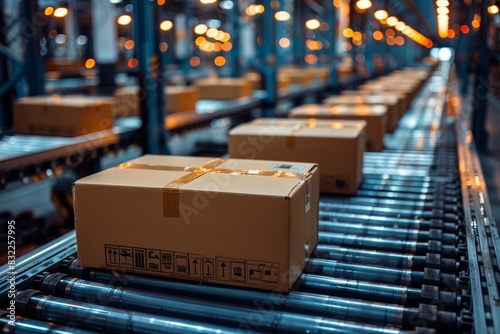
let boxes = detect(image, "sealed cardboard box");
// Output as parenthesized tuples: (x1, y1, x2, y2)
(14, 95, 113, 137)
(289, 104, 387, 152)
(357, 83, 415, 115)
(195, 78, 252, 100)
(323, 95, 399, 132)
(229, 118, 365, 194)
(114, 86, 198, 117)
(245, 72, 291, 91)
(74, 155, 319, 292)
(305, 67, 330, 83)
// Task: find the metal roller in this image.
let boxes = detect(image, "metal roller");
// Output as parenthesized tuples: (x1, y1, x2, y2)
(353, 189, 460, 204)
(318, 221, 457, 244)
(319, 211, 458, 233)
(319, 201, 459, 224)
(298, 274, 458, 311)
(318, 232, 457, 258)
(16, 290, 239, 334)
(31, 276, 410, 334)
(319, 196, 459, 214)
(62, 266, 457, 331)
(0, 311, 96, 334)
(313, 244, 458, 274)
(305, 258, 457, 289)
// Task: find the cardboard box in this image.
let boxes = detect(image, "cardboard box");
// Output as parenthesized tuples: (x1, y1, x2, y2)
(74, 155, 319, 292)
(340, 90, 409, 118)
(114, 86, 198, 117)
(14, 95, 113, 137)
(166, 86, 199, 114)
(195, 78, 252, 100)
(278, 68, 313, 86)
(229, 118, 365, 194)
(322, 95, 399, 132)
(289, 104, 387, 152)
(306, 67, 330, 83)
(245, 72, 291, 91)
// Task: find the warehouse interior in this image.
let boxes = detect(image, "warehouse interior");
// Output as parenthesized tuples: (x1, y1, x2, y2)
(1, 0, 500, 333)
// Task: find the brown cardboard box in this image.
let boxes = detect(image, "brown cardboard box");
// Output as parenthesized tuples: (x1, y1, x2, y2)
(305, 67, 330, 83)
(114, 86, 198, 117)
(195, 78, 252, 100)
(357, 83, 415, 115)
(245, 72, 291, 91)
(278, 68, 313, 86)
(340, 90, 409, 118)
(14, 95, 113, 137)
(166, 86, 199, 114)
(229, 118, 365, 194)
(323, 95, 399, 132)
(289, 104, 387, 152)
(74, 155, 319, 292)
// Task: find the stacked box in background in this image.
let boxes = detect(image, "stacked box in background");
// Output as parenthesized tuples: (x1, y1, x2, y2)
(74, 155, 319, 292)
(114, 86, 199, 117)
(14, 95, 114, 137)
(229, 118, 366, 194)
(195, 78, 252, 100)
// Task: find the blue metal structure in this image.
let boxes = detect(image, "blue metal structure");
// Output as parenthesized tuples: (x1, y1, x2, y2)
(132, 0, 168, 154)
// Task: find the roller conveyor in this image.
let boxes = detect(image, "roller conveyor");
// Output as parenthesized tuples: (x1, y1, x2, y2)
(1, 62, 499, 333)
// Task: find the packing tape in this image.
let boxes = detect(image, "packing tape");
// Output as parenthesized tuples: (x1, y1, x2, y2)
(118, 158, 310, 218)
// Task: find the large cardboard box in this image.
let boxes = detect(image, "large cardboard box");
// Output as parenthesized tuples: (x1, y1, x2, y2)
(14, 95, 113, 137)
(229, 118, 365, 194)
(245, 72, 291, 91)
(289, 104, 387, 152)
(322, 95, 399, 132)
(195, 78, 252, 100)
(74, 155, 319, 292)
(114, 86, 198, 117)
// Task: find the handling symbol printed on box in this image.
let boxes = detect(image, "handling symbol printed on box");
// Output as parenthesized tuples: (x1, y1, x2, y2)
(203, 258, 214, 278)
(133, 248, 146, 269)
(161, 251, 174, 273)
(147, 249, 161, 271)
(189, 254, 202, 278)
(230, 259, 246, 283)
(247, 261, 279, 285)
(216, 257, 231, 281)
(175, 253, 188, 276)
(119, 246, 133, 267)
(105, 245, 119, 266)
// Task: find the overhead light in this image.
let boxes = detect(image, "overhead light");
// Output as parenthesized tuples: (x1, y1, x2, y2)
(194, 24, 208, 34)
(436, 0, 449, 7)
(374, 10, 388, 20)
(53, 7, 68, 18)
(200, 0, 216, 4)
(395, 21, 406, 31)
(160, 20, 173, 31)
(117, 14, 132, 25)
(275, 11, 291, 21)
(437, 7, 449, 15)
(355, 0, 372, 10)
(305, 19, 320, 30)
(386, 16, 398, 26)
(488, 5, 499, 14)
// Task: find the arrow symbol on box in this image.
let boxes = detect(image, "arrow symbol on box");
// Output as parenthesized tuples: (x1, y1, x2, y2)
(192, 259, 198, 274)
(221, 262, 226, 277)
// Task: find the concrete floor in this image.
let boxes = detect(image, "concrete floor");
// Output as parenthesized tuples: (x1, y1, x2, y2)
(479, 94, 500, 225)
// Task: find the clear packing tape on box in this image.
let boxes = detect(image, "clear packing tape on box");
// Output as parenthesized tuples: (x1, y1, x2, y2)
(118, 158, 312, 217)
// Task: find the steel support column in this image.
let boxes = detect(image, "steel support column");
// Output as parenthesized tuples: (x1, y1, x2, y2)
(292, 0, 305, 66)
(228, 1, 240, 77)
(471, 0, 491, 152)
(22, 0, 44, 97)
(326, 3, 337, 90)
(262, 0, 277, 117)
(132, 0, 167, 154)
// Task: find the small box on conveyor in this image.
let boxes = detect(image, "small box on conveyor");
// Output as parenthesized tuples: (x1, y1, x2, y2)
(113, 86, 198, 117)
(14, 95, 114, 137)
(340, 90, 409, 118)
(74, 155, 319, 292)
(229, 118, 366, 194)
(289, 104, 387, 152)
(322, 95, 399, 132)
(195, 78, 252, 100)
(278, 68, 313, 86)
(245, 72, 291, 91)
